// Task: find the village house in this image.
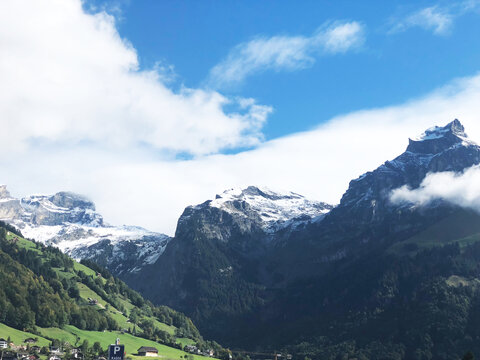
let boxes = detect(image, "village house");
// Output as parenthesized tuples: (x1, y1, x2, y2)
(49, 355, 62, 360)
(184, 345, 197, 354)
(24, 338, 37, 344)
(70, 348, 83, 359)
(205, 350, 215, 357)
(87, 298, 98, 306)
(0, 338, 8, 349)
(49, 346, 62, 355)
(30, 346, 41, 353)
(137, 346, 158, 357)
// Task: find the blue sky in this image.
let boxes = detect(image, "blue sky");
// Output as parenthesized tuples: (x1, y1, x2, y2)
(2, 0, 480, 234)
(88, 0, 480, 140)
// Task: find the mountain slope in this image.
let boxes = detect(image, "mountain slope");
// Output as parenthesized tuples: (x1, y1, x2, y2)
(126, 186, 332, 340)
(0, 221, 225, 359)
(264, 119, 480, 283)
(125, 120, 480, 359)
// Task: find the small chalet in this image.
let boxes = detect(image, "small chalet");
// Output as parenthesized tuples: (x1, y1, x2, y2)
(184, 345, 197, 353)
(49, 356, 61, 360)
(137, 346, 158, 357)
(24, 338, 37, 344)
(88, 298, 98, 306)
(206, 350, 215, 357)
(49, 346, 62, 355)
(31, 346, 41, 353)
(0, 338, 8, 349)
(70, 348, 83, 359)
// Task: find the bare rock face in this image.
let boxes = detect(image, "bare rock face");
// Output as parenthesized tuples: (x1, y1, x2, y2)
(176, 186, 332, 244)
(0, 185, 24, 220)
(0, 184, 10, 199)
(21, 192, 102, 226)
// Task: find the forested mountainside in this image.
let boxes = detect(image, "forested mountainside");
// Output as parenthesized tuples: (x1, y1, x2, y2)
(0, 221, 228, 360)
(123, 120, 480, 359)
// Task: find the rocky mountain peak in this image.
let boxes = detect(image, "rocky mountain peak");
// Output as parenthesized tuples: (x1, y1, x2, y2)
(335, 119, 480, 222)
(407, 119, 473, 154)
(0, 186, 170, 275)
(50, 191, 95, 211)
(214, 186, 303, 203)
(183, 186, 333, 234)
(0, 185, 12, 200)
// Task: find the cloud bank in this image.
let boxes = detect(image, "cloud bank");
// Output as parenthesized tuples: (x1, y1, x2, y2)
(208, 21, 365, 88)
(3, 0, 480, 235)
(390, 165, 480, 212)
(5, 72, 480, 235)
(0, 0, 271, 157)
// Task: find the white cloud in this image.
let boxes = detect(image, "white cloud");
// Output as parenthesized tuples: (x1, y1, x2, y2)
(390, 165, 480, 212)
(390, 1, 480, 35)
(4, 0, 480, 236)
(5, 72, 480, 235)
(0, 0, 272, 157)
(207, 21, 365, 88)
(394, 6, 453, 35)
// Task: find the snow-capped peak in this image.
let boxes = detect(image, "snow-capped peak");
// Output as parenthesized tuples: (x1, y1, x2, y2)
(209, 186, 333, 232)
(0, 184, 14, 200)
(407, 119, 476, 154)
(412, 119, 466, 141)
(0, 187, 171, 274)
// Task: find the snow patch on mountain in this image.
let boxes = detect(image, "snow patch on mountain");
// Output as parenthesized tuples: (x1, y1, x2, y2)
(412, 119, 471, 143)
(0, 188, 170, 274)
(208, 186, 333, 232)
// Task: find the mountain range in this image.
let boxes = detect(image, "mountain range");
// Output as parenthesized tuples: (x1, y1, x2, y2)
(126, 119, 480, 358)
(3, 119, 480, 359)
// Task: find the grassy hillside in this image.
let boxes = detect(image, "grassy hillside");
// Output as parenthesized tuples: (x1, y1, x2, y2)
(0, 322, 211, 360)
(0, 322, 50, 347)
(0, 222, 227, 360)
(388, 209, 480, 256)
(36, 325, 210, 360)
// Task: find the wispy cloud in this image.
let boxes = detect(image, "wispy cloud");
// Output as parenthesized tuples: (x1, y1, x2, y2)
(391, 6, 453, 35)
(207, 21, 365, 88)
(389, 1, 480, 35)
(390, 165, 480, 212)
